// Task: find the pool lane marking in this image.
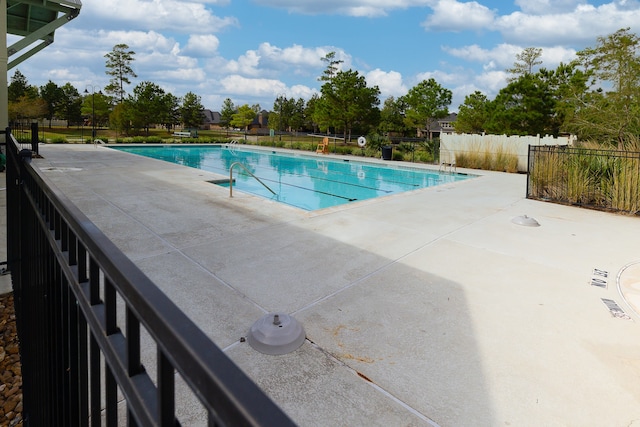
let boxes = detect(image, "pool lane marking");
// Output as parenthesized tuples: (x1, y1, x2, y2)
(255, 176, 359, 201)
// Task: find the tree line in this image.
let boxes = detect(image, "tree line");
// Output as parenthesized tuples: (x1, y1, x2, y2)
(7, 43, 453, 141)
(7, 44, 206, 136)
(455, 28, 640, 149)
(7, 29, 640, 148)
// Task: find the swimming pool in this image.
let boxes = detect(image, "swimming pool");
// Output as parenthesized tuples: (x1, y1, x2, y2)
(111, 145, 474, 210)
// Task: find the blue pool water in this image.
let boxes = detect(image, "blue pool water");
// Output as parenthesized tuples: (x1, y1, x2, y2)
(111, 145, 474, 211)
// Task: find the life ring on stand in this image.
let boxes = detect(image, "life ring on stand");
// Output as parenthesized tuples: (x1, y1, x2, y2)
(357, 136, 367, 148)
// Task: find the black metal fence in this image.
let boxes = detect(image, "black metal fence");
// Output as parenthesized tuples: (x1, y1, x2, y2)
(5, 129, 296, 426)
(527, 145, 640, 215)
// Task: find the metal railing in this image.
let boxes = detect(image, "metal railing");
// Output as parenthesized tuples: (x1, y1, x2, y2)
(5, 129, 296, 426)
(527, 145, 640, 215)
(229, 162, 276, 198)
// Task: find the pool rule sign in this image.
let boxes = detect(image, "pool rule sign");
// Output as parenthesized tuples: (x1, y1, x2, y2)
(590, 268, 608, 288)
(590, 267, 632, 320)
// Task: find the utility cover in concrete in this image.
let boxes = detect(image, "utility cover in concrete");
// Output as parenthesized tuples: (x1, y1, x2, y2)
(248, 313, 306, 355)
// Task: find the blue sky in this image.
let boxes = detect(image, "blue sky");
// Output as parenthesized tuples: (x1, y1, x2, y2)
(8, 0, 640, 113)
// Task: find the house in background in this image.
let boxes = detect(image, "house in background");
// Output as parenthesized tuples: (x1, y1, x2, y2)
(248, 110, 270, 134)
(200, 109, 222, 130)
(199, 109, 270, 134)
(420, 112, 458, 140)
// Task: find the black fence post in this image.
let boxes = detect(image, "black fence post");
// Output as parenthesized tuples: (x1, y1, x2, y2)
(526, 144, 531, 197)
(31, 122, 39, 155)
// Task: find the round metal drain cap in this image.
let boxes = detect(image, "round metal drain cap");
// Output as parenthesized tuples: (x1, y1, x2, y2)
(511, 215, 540, 227)
(247, 313, 305, 355)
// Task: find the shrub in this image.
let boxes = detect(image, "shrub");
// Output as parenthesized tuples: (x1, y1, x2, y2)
(397, 142, 415, 153)
(529, 144, 640, 214)
(415, 151, 433, 163)
(392, 151, 404, 161)
(529, 150, 564, 199)
(608, 157, 640, 213)
(50, 136, 67, 144)
(454, 141, 518, 172)
(566, 162, 595, 204)
(365, 132, 389, 152)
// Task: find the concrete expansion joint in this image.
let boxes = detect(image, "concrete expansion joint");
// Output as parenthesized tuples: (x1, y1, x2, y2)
(304, 339, 441, 427)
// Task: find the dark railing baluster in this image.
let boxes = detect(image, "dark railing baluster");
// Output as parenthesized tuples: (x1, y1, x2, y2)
(78, 311, 89, 427)
(158, 350, 175, 425)
(105, 278, 117, 336)
(126, 307, 141, 377)
(68, 277, 81, 427)
(106, 366, 118, 427)
(89, 257, 100, 306)
(90, 334, 101, 427)
(78, 241, 88, 283)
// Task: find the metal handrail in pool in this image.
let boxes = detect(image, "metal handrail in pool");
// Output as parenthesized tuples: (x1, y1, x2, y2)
(229, 161, 276, 197)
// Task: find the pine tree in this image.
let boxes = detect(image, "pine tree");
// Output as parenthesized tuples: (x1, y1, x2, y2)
(104, 44, 137, 104)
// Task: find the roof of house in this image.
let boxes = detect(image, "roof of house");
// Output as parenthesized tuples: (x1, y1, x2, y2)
(202, 109, 221, 125)
(427, 112, 458, 132)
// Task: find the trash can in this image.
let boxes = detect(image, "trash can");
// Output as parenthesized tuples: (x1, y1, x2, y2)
(382, 145, 392, 160)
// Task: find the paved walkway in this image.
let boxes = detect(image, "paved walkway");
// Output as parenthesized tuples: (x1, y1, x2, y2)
(15, 144, 640, 426)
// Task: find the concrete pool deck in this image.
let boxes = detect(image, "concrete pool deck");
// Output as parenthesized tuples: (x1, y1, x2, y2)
(21, 144, 640, 426)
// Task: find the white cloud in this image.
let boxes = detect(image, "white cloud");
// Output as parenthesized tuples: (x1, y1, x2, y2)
(84, 0, 238, 33)
(539, 46, 578, 66)
(225, 50, 262, 76)
(217, 43, 351, 80)
(474, 70, 509, 94)
(21, 27, 206, 92)
(149, 67, 207, 82)
(446, 44, 521, 69)
(97, 30, 178, 53)
(365, 69, 407, 98)
(183, 35, 220, 56)
(449, 83, 482, 112)
(219, 75, 288, 97)
(415, 69, 462, 86)
(422, 0, 496, 32)
(251, 0, 435, 18)
(447, 43, 576, 72)
(496, 3, 640, 45)
(287, 84, 319, 100)
(420, 1, 640, 47)
(514, 0, 588, 14)
(258, 43, 326, 67)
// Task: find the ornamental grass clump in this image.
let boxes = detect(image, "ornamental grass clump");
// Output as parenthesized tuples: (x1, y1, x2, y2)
(529, 149, 565, 199)
(566, 160, 596, 204)
(454, 141, 518, 172)
(529, 140, 640, 214)
(608, 157, 640, 214)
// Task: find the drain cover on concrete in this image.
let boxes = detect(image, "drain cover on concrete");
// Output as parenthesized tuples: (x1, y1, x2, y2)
(247, 313, 305, 355)
(511, 215, 540, 227)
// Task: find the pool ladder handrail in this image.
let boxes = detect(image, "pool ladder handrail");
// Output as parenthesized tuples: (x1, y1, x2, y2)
(229, 162, 276, 198)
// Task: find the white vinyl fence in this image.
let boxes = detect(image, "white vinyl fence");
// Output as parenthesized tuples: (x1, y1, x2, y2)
(440, 133, 577, 172)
